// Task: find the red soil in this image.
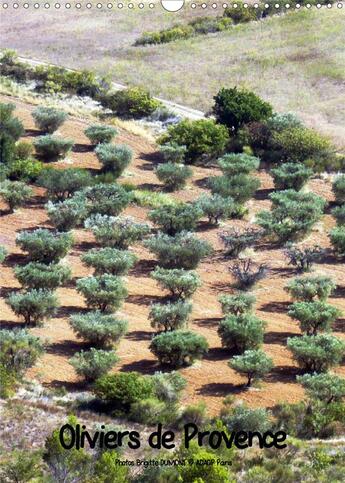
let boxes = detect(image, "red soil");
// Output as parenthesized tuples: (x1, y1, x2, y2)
(1, 95, 344, 415)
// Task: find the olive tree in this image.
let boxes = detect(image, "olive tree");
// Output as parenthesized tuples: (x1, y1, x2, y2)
(330, 227, 345, 258)
(14, 262, 71, 290)
(218, 314, 266, 353)
(34, 135, 74, 162)
(219, 293, 256, 316)
(81, 248, 137, 276)
(32, 106, 68, 133)
(151, 267, 201, 299)
(288, 301, 341, 335)
(95, 143, 133, 177)
(284, 244, 324, 272)
(196, 194, 237, 225)
(76, 274, 127, 312)
(297, 373, 345, 404)
(16, 229, 73, 263)
(149, 300, 192, 332)
(84, 124, 118, 145)
(148, 203, 203, 235)
(37, 168, 92, 201)
(6, 289, 59, 326)
(82, 183, 133, 216)
(219, 228, 262, 257)
(285, 276, 336, 302)
(229, 349, 273, 387)
(69, 348, 119, 382)
(229, 258, 268, 289)
(0, 329, 44, 376)
(0, 180, 32, 212)
(46, 196, 87, 231)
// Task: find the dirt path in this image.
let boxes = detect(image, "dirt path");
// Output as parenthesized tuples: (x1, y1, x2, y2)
(0, 95, 344, 415)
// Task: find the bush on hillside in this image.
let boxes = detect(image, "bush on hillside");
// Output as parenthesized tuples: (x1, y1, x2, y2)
(329, 226, 345, 257)
(158, 119, 229, 164)
(37, 168, 92, 201)
(82, 183, 133, 216)
(84, 124, 118, 145)
(159, 142, 187, 164)
(271, 163, 313, 191)
(0, 102, 24, 165)
(69, 311, 128, 348)
(81, 247, 137, 276)
(151, 267, 201, 299)
(14, 140, 34, 160)
(145, 231, 212, 269)
(229, 258, 268, 289)
(287, 334, 345, 372)
(297, 373, 345, 404)
(16, 229, 73, 263)
(151, 371, 187, 404)
(34, 135, 74, 162)
(219, 293, 256, 316)
(285, 276, 336, 302)
(32, 106, 67, 133)
(95, 143, 133, 177)
(221, 404, 270, 433)
(0, 329, 44, 375)
(84, 214, 150, 249)
(14, 262, 71, 290)
(332, 205, 345, 225)
(150, 330, 208, 368)
(288, 301, 341, 335)
(208, 174, 260, 204)
(46, 196, 87, 231)
(0, 246, 7, 264)
(129, 398, 169, 425)
(149, 300, 192, 332)
(6, 289, 59, 326)
(218, 314, 266, 353)
(223, 2, 261, 23)
(69, 348, 119, 382)
(266, 112, 303, 132)
(219, 227, 262, 257)
(101, 87, 160, 118)
(284, 244, 324, 272)
(7, 158, 44, 183)
(148, 203, 203, 235)
(76, 274, 127, 312)
(0, 180, 32, 212)
(229, 349, 273, 386)
(155, 162, 192, 191)
(332, 175, 345, 204)
(218, 153, 260, 175)
(196, 194, 239, 225)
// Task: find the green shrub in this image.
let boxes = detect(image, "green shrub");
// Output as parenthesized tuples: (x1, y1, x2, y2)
(14, 262, 71, 290)
(69, 348, 119, 382)
(32, 106, 67, 133)
(37, 168, 92, 201)
(93, 372, 154, 410)
(16, 229, 73, 263)
(288, 301, 341, 335)
(95, 143, 133, 177)
(151, 371, 187, 403)
(256, 190, 326, 243)
(76, 274, 127, 312)
(209, 174, 260, 203)
(148, 203, 203, 235)
(0, 102, 24, 165)
(332, 175, 345, 204)
(151, 267, 201, 299)
(85, 214, 150, 249)
(329, 226, 345, 257)
(266, 112, 303, 132)
(284, 244, 324, 272)
(221, 404, 270, 432)
(229, 349, 273, 386)
(0, 329, 44, 376)
(7, 158, 44, 182)
(213, 86, 273, 132)
(220, 227, 261, 257)
(102, 86, 160, 118)
(46, 196, 87, 231)
(271, 163, 313, 191)
(149, 300, 192, 332)
(155, 162, 192, 191)
(0, 246, 7, 264)
(34, 135, 74, 162)
(145, 231, 212, 269)
(223, 2, 260, 24)
(218, 313, 265, 353)
(15, 141, 34, 160)
(196, 194, 238, 225)
(150, 330, 208, 367)
(332, 205, 345, 225)
(135, 25, 194, 46)
(6, 289, 59, 325)
(81, 247, 137, 276)
(0, 180, 32, 212)
(297, 373, 345, 404)
(129, 398, 168, 425)
(219, 293, 256, 316)
(159, 142, 186, 163)
(82, 183, 133, 216)
(158, 119, 229, 164)
(287, 334, 345, 372)
(229, 258, 268, 289)
(218, 153, 260, 175)
(285, 276, 336, 302)
(84, 124, 118, 145)
(70, 311, 128, 348)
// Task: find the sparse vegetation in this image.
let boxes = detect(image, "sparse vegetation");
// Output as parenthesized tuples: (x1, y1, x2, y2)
(284, 244, 324, 272)
(220, 228, 262, 257)
(229, 258, 268, 289)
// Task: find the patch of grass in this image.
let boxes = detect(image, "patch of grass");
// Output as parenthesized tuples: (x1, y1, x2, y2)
(121, 184, 179, 208)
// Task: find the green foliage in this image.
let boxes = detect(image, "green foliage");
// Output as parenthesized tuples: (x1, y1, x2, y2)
(0, 102, 24, 164)
(82, 247, 137, 276)
(32, 106, 68, 133)
(148, 203, 203, 235)
(155, 162, 192, 191)
(271, 162, 313, 191)
(196, 194, 238, 225)
(93, 372, 154, 410)
(223, 1, 261, 23)
(159, 142, 186, 163)
(220, 227, 262, 257)
(129, 397, 168, 425)
(7, 157, 44, 182)
(219, 292, 256, 316)
(177, 402, 208, 429)
(149, 300, 192, 332)
(297, 373, 345, 404)
(46, 196, 88, 231)
(218, 313, 266, 353)
(85, 214, 150, 248)
(37, 167, 92, 201)
(76, 274, 127, 313)
(332, 175, 345, 204)
(159, 119, 229, 164)
(218, 153, 260, 175)
(69, 311, 128, 348)
(284, 244, 324, 272)
(213, 86, 273, 132)
(229, 258, 268, 289)
(151, 267, 201, 299)
(102, 86, 160, 118)
(0, 245, 7, 264)
(95, 143, 133, 177)
(34, 134, 74, 161)
(0, 180, 32, 212)
(256, 190, 326, 243)
(150, 330, 208, 367)
(82, 183, 133, 216)
(209, 173, 260, 203)
(0, 328, 44, 375)
(145, 231, 212, 269)
(151, 371, 187, 403)
(69, 348, 119, 382)
(84, 124, 118, 145)
(287, 334, 345, 372)
(15, 140, 34, 160)
(229, 349, 273, 386)
(285, 275, 336, 302)
(332, 204, 345, 225)
(6, 289, 59, 326)
(16, 228, 73, 263)
(14, 262, 71, 290)
(222, 404, 270, 432)
(329, 226, 345, 257)
(93, 450, 130, 483)
(0, 449, 44, 482)
(266, 112, 303, 132)
(288, 301, 341, 335)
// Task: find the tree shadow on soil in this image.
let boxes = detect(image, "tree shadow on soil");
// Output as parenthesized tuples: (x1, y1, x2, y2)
(197, 382, 242, 397)
(126, 330, 153, 342)
(264, 331, 298, 345)
(260, 301, 290, 314)
(120, 358, 158, 374)
(193, 317, 222, 329)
